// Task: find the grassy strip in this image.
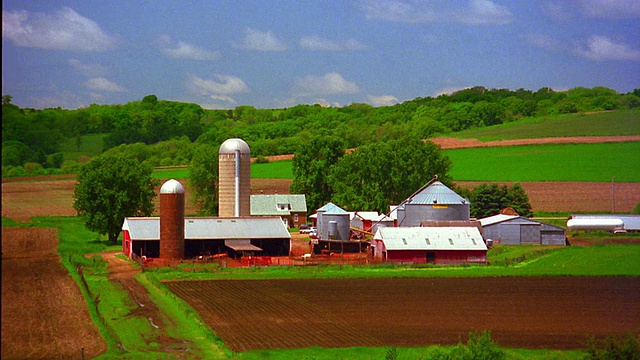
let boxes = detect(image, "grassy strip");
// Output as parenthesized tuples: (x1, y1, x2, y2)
(444, 142, 640, 182)
(138, 272, 230, 359)
(233, 344, 585, 360)
(149, 244, 640, 282)
(151, 159, 294, 180)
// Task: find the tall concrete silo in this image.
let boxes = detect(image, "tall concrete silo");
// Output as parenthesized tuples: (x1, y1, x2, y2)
(219, 138, 251, 217)
(160, 179, 185, 259)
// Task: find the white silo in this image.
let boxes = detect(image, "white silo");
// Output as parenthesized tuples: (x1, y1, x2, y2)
(219, 138, 251, 217)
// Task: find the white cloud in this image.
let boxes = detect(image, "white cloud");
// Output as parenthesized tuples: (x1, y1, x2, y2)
(367, 94, 400, 107)
(85, 77, 126, 92)
(68, 59, 108, 77)
(523, 34, 563, 52)
(360, 0, 439, 23)
(234, 28, 287, 51)
(575, 35, 640, 61)
(2, 7, 116, 51)
(300, 35, 367, 51)
(576, 0, 640, 19)
(456, 0, 514, 24)
(188, 74, 249, 105)
(360, 0, 513, 24)
(157, 35, 220, 60)
(292, 73, 360, 96)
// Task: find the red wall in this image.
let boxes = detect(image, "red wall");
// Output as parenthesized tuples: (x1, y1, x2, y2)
(386, 249, 486, 264)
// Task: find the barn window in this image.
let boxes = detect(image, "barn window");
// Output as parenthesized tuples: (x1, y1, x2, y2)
(424, 238, 431, 245)
(448, 238, 454, 245)
(402, 238, 407, 245)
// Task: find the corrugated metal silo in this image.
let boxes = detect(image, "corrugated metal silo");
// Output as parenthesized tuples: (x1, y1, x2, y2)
(317, 203, 350, 240)
(398, 181, 470, 227)
(160, 179, 185, 259)
(219, 138, 251, 217)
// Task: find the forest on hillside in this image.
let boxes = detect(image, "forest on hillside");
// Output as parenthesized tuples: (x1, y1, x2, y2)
(2, 86, 639, 177)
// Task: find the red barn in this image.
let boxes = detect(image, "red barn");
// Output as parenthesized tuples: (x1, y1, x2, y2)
(372, 227, 487, 265)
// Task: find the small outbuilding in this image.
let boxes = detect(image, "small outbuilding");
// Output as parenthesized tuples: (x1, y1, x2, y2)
(479, 214, 566, 246)
(372, 227, 487, 264)
(350, 211, 395, 234)
(251, 194, 307, 228)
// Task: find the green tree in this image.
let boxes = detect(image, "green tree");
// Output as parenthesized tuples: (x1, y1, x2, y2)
(329, 137, 452, 213)
(189, 143, 219, 215)
(73, 152, 158, 244)
(290, 136, 346, 212)
(469, 183, 533, 218)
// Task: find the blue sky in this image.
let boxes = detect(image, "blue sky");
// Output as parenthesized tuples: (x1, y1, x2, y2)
(2, 0, 639, 110)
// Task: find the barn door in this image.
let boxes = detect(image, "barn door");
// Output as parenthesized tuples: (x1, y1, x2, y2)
(426, 252, 435, 264)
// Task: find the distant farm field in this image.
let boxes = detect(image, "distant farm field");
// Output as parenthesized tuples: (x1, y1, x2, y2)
(443, 142, 640, 182)
(454, 110, 640, 141)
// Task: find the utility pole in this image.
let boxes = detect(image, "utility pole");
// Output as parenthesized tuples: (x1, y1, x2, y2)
(611, 176, 615, 213)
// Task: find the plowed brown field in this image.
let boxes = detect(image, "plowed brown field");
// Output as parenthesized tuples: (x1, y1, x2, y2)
(165, 277, 640, 352)
(1, 228, 106, 359)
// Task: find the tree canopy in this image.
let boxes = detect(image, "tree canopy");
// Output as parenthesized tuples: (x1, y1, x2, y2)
(289, 136, 346, 212)
(188, 143, 220, 215)
(329, 137, 452, 213)
(73, 152, 158, 244)
(458, 183, 533, 218)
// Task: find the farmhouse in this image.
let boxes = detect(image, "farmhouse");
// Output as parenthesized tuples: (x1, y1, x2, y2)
(372, 226, 487, 264)
(479, 214, 566, 245)
(250, 194, 307, 228)
(122, 216, 291, 259)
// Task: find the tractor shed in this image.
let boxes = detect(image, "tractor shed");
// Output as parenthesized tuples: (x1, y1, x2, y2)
(479, 214, 566, 246)
(372, 227, 487, 265)
(122, 216, 291, 259)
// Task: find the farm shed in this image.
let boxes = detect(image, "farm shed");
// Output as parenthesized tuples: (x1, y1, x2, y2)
(122, 216, 291, 259)
(372, 227, 487, 264)
(479, 214, 566, 246)
(396, 181, 470, 227)
(251, 194, 307, 228)
(569, 214, 640, 232)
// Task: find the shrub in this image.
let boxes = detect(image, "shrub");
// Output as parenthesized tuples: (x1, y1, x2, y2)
(255, 155, 270, 164)
(449, 330, 506, 360)
(24, 162, 44, 176)
(586, 332, 640, 360)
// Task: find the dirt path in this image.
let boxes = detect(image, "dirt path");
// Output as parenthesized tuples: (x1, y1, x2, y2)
(429, 135, 640, 149)
(99, 251, 196, 357)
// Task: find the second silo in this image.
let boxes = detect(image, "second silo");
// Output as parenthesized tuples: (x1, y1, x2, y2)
(317, 202, 350, 241)
(219, 138, 251, 217)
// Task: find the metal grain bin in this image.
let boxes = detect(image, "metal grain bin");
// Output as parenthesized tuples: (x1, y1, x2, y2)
(398, 181, 470, 227)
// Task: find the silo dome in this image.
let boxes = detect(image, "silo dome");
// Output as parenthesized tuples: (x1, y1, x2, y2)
(160, 179, 185, 194)
(219, 138, 250, 155)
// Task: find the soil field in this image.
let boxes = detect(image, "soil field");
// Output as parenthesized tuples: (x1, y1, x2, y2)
(1, 227, 106, 359)
(4, 178, 636, 222)
(165, 277, 640, 353)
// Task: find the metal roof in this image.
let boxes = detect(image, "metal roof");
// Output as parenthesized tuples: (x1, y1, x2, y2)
(374, 227, 487, 251)
(406, 181, 469, 205)
(219, 138, 250, 154)
(479, 214, 519, 227)
(350, 211, 394, 222)
(122, 216, 291, 240)
(316, 202, 348, 214)
(250, 194, 307, 216)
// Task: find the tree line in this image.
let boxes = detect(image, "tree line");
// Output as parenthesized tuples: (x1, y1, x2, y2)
(3, 86, 639, 176)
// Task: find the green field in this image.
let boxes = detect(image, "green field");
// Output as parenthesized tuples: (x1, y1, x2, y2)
(151, 141, 640, 182)
(443, 141, 640, 182)
(453, 110, 640, 141)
